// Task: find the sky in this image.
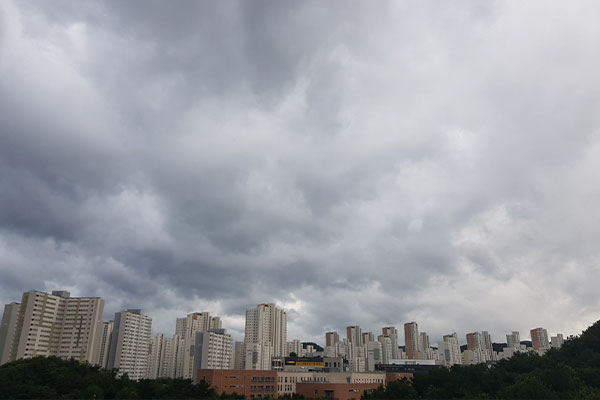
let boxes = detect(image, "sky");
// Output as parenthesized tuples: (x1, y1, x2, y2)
(1, 0, 600, 346)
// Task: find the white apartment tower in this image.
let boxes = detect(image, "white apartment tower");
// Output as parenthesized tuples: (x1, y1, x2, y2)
(175, 312, 222, 379)
(439, 332, 462, 366)
(382, 327, 399, 359)
(551, 334, 564, 349)
(0, 290, 105, 365)
(192, 328, 233, 380)
(106, 309, 152, 380)
(244, 303, 287, 370)
(506, 331, 520, 348)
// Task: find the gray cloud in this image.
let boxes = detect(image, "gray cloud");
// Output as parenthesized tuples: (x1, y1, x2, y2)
(1, 0, 600, 345)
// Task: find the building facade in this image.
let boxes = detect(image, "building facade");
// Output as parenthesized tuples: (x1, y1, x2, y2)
(403, 322, 419, 360)
(244, 304, 287, 370)
(106, 309, 152, 380)
(0, 290, 104, 365)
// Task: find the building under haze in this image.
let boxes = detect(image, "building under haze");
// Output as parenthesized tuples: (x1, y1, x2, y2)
(0, 290, 104, 366)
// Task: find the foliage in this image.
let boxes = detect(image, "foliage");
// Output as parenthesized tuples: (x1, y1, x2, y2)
(363, 319, 600, 399)
(0, 356, 219, 399)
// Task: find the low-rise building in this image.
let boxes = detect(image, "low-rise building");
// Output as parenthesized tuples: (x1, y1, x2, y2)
(198, 369, 277, 398)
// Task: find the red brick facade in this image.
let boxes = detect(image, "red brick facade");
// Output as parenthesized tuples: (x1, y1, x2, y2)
(198, 369, 277, 398)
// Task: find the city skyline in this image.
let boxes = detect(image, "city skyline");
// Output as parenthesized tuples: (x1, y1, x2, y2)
(0, 288, 574, 349)
(1, 0, 600, 349)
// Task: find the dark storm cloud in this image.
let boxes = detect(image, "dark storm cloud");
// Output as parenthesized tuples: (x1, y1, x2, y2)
(1, 0, 600, 343)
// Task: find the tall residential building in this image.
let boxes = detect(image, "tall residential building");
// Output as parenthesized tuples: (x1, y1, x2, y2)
(365, 341, 383, 371)
(382, 327, 399, 359)
(1, 290, 104, 365)
(346, 326, 362, 345)
(244, 303, 287, 370)
(530, 327, 550, 352)
(147, 333, 167, 379)
(286, 339, 304, 356)
(233, 342, 245, 370)
(481, 331, 493, 359)
(419, 332, 430, 351)
(551, 334, 564, 349)
(362, 332, 375, 345)
(506, 331, 520, 348)
(176, 312, 222, 379)
(106, 309, 152, 380)
(0, 303, 20, 365)
(98, 321, 114, 369)
(161, 334, 185, 378)
(403, 322, 419, 359)
(377, 335, 393, 364)
(192, 328, 233, 380)
(466, 332, 489, 363)
(326, 331, 340, 347)
(439, 333, 461, 366)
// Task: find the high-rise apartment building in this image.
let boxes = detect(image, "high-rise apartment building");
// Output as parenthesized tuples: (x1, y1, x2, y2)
(0, 290, 104, 365)
(106, 309, 152, 380)
(176, 312, 222, 378)
(381, 327, 399, 359)
(325, 331, 339, 347)
(530, 327, 550, 352)
(98, 320, 114, 369)
(147, 333, 167, 379)
(0, 303, 20, 365)
(244, 303, 287, 370)
(286, 339, 304, 356)
(439, 333, 461, 366)
(192, 328, 233, 380)
(551, 334, 564, 349)
(362, 332, 375, 345)
(233, 342, 245, 370)
(403, 322, 419, 359)
(346, 326, 362, 345)
(506, 331, 520, 348)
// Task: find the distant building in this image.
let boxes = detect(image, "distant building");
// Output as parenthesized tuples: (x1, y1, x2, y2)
(286, 339, 304, 357)
(403, 322, 419, 359)
(381, 327, 399, 359)
(346, 326, 362, 346)
(326, 331, 340, 347)
(438, 333, 461, 366)
(506, 331, 520, 349)
(551, 334, 564, 349)
(530, 327, 550, 353)
(106, 309, 152, 380)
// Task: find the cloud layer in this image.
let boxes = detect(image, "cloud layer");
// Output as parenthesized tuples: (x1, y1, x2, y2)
(1, 0, 600, 345)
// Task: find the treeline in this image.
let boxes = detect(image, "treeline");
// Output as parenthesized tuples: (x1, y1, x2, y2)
(363, 319, 600, 399)
(0, 356, 243, 399)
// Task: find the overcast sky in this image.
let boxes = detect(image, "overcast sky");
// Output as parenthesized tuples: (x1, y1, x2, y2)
(1, 0, 600, 346)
